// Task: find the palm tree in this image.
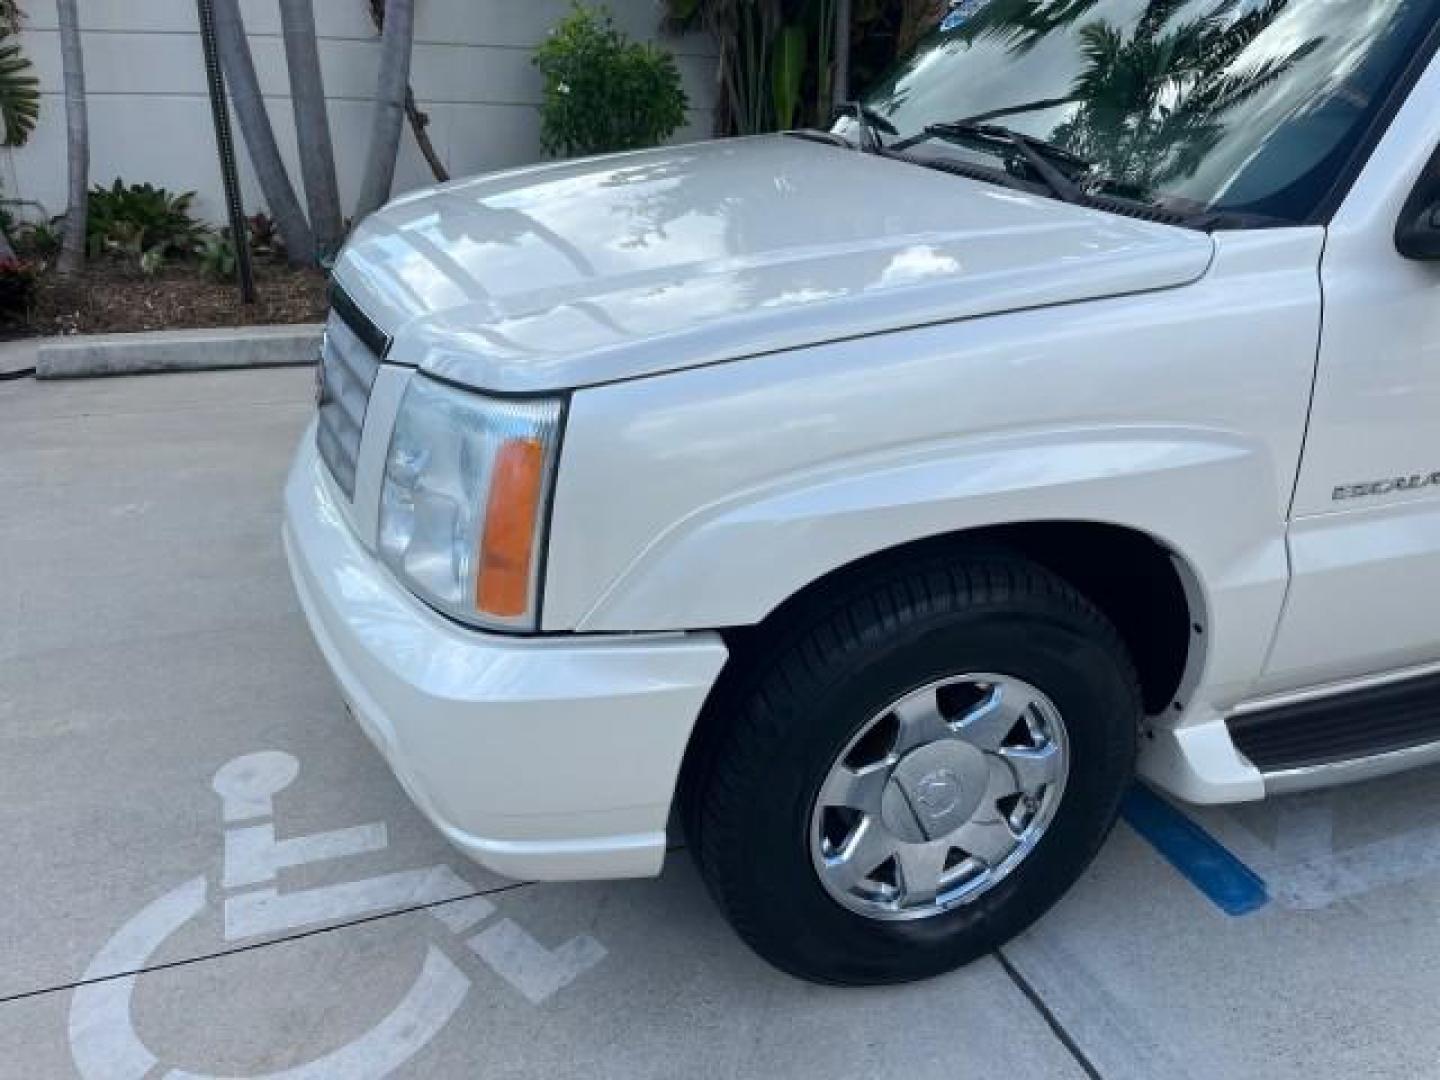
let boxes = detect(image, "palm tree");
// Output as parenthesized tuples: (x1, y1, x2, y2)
(211, 0, 315, 264)
(364, 0, 446, 185)
(0, 30, 37, 147)
(689, 0, 786, 134)
(56, 0, 87, 275)
(355, 0, 416, 221)
(278, 0, 343, 258)
(0, 22, 39, 260)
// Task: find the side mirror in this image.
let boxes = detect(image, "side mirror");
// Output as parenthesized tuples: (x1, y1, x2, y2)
(1396, 198, 1440, 260)
(1397, 145, 1440, 261)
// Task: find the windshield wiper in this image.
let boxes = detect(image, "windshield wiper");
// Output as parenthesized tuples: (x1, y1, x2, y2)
(891, 121, 1092, 204)
(882, 119, 1273, 232)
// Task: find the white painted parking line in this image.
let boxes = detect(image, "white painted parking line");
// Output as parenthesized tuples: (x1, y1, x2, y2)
(468, 920, 608, 1006)
(222, 821, 388, 889)
(164, 948, 472, 1080)
(68, 877, 208, 1080)
(212, 752, 302, 824)
(224, 865, 474, 939)
(426, 895, 497, 934)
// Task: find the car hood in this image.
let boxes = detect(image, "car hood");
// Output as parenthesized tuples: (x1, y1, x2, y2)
(334, 135, 1216, 394)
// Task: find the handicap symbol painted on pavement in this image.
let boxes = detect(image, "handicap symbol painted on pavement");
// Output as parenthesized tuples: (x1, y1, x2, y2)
(68, 751, 608, 1079)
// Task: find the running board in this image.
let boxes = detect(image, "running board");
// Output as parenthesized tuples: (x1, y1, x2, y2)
(1227, 671, 1440, 793)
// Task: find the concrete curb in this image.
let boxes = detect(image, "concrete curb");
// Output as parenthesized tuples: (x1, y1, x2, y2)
(35, 323, 324, 380)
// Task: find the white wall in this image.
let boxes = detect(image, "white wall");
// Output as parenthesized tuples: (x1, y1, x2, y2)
(6, 0, 717, 224)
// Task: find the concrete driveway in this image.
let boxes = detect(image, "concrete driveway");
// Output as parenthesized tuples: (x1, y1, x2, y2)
(4, 366, 1439, 1079)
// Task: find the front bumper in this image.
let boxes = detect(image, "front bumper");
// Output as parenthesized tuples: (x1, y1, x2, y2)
(282, 425, 728, 880)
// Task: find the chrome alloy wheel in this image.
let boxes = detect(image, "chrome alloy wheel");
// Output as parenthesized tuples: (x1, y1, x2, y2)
(810, 673, 1070, 921)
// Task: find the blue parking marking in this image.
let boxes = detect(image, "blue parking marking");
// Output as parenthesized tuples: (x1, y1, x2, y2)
(1121, 785, 1270, 916)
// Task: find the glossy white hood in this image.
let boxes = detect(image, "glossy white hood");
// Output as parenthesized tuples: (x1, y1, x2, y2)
(333, 136, 1216, 393)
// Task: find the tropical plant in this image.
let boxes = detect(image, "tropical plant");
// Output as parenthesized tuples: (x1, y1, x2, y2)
(666, 0, 938, 135)
(850, 0, 945, 90)
(355, 0, 416, 220)
(13, 217, 59, 260)
(668, 0, 783, 134)
(0, 9, 40, 261)
(200, 233, 238, 280)
(0, 32, 38, 147)
(279, 0, 344, 259)
(534, 5, 689, 157)
(85, 180, 209, 263)
(56, 0, 87, 275)
(212, 0, 314, 264)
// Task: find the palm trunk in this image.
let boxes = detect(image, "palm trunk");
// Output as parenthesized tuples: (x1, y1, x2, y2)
(56, 0, 88, 275)
(365, 0, 446, 184)
(212, 0, 314, 264)
(355, 0, 415, 221)
(278, 0, 343, 257)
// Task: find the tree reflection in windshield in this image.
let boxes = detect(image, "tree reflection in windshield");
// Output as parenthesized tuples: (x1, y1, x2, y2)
(853, 0, 1434, 221)
(1046, 1, 1323, 197)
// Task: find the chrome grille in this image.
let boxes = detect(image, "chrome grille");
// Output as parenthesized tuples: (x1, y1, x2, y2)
(316, 291, 386, 500)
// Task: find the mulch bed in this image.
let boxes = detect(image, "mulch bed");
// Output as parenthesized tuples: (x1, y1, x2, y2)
(8, 259, 329, 338)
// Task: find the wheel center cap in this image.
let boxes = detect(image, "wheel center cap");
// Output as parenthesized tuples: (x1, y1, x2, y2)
(914, 769, 963, 815)
(880, 740, 990, 843)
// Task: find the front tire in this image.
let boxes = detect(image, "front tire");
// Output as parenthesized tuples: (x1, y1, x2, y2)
(681, 551, 1140, 985)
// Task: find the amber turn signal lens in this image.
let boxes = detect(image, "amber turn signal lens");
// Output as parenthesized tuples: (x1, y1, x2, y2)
(476, 438, 545, 617)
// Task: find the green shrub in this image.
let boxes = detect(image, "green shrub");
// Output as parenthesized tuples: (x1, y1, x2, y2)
(86, 180, 209, 265)
(13, 218, 59, 259)
(534, 4, 688, 158)
(200, 234, 237, 281)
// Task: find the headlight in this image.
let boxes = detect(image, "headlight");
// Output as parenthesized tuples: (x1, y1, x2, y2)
(379, 375, 563, 631)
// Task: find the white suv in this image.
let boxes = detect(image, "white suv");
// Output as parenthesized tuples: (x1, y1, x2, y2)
(284, 4, 1440, 984)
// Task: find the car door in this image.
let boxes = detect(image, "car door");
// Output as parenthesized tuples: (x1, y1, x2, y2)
(1261, 60, 1440, 694)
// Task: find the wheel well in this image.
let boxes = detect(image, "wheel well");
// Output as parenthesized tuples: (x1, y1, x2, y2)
(718, 522, 1199, 718)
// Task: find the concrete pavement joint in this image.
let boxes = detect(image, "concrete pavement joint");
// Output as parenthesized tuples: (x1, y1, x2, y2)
(0, 881, 532, 1008)
(1, 842, 689, 1008)
(995, 947, 1104, 1080)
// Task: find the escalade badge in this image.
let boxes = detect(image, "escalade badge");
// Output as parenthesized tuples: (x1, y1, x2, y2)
(1333, 472, 1440, 501)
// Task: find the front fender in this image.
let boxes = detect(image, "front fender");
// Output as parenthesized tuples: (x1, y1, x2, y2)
(580, 426, 1261, 616)
(574, 426, 1286, 706)
(544, 229, 1322, 712)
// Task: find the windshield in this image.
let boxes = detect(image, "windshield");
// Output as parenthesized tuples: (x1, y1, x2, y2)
(835, 0, 1439, 223)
